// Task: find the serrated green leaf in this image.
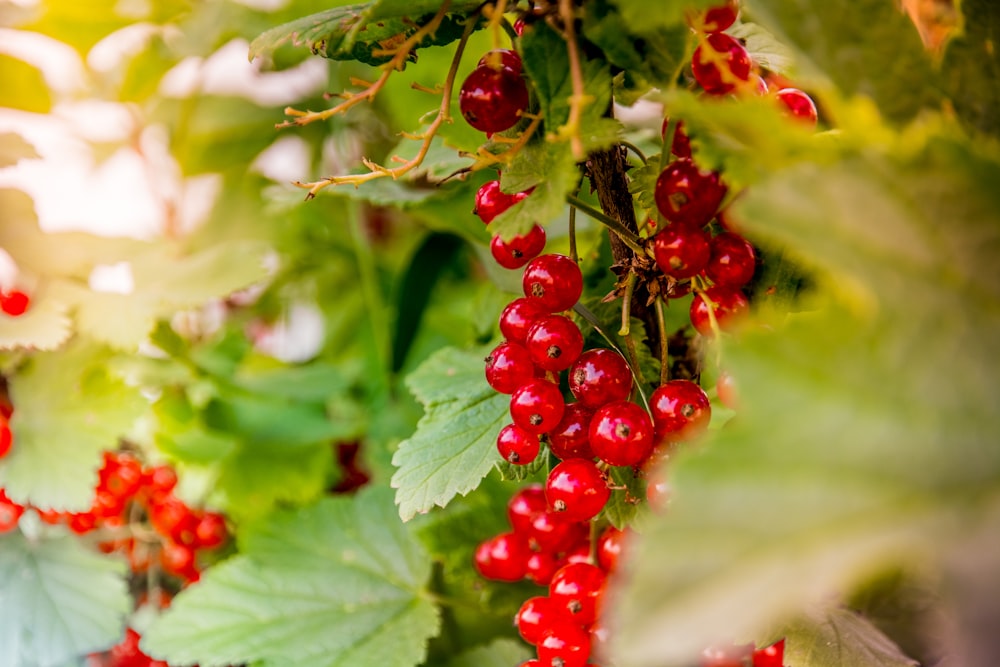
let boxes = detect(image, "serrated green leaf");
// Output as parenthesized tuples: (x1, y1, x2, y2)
(0, 529, 130, 667)
(391, 345, 508, 521)
(491, 142, 579, 241)
(0, 132, 38, 168)
(248, 1, 483, 67)
(495, 447, 546, 483)
(0, 293, 73, 351)
(603, 465, 644, 529)
(780, 606, 918, 667)
(142, 487, 440, 667)
(1, 343, 147, 511)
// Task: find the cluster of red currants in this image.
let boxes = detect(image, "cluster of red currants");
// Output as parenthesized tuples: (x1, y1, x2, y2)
(88, 627, 172, 667)
(460, 48, 530, 135)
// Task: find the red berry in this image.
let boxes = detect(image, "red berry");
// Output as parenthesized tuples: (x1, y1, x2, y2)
(522, 254, 583, 313)
(549, 561, 607, 626)
(149, 496, 198, 545)
(508, 483, 547, 534)
(516, 596, 566, 645)
(0, 489, 24, 533)
(478, 48, 523, 73)
(499, 297, 548, 345)
(67, 511, 97, 534)
(589, 400, 655, 467)
(687, 0, 740, 33)
(568, 348, 633, 409)
(0, 289, 30, 316)
(485, 341, 536, 394)
(753, 639, 786, 667)
(716, 370, 739, 410)
(546, 402, 595, 461)
(525, 315, 584, 372)
(491, 225, 547, 269)
(705, 232, 756, 288)
(661, 117, 693, 158)
(776, 87, 818, 126)
(526, 550, 561, 586)
(160, 539, 198, 580)
(475, 180, 530, 224)
(460, 64, 529, 134)
(194, 511, 228, 549)
(526, 510, 586, 553)
(654, 159, 726, 229)
(142, 464, 178, 501)
(691, 32, 753, 95)
(596, 525, 628, 572)
(690, 286, 749, 336)
(510, 379, 565, 435)
(650, 379, 712, 442)
(99, 451, 144, 501)
(473, 531, 530, 582)
(653, 225, 712, 279)
(0, 415, 12, 459)
(545, 459, 610, 522)
(537, 619, 591, 667)
(497, 423, 541, 465)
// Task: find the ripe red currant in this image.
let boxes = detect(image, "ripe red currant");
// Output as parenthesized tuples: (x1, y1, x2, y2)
(549, 561, 607, 626)
(522, 254, 583, 313)
(474, 531, 530, 582)
(689, 286, 749, 336)
(526, 510, 587, 553)
(687, 0, 740, 33)
(654, 159, 726, 229)
(661, 118, 692, 158)
(596, 525, 628, 572)
(499, 297, 548, 345)
(704, 232, 756, 288)
(475, 180, 530, 224)
(589, 400, 655, 467)
(516, 596, 567, 646)
(753, 639, 786, 667)
(491, 225, 547, 269)
(537, 619, 592, 667)
(546, 402, 595, 460)
(508, 483, 547, 534)
(478, 48, 523, 73)
(776, 87, 819, 127)
(653, 225, 712, 279)
(525, 315, 584, 372)
(0, 415, 12, 459)
(715, 370, 739, 410)
(485, 341, 536, 394)
(650, 379, 712, 442)
(526, 550, 561, 586)
(691, 32, 753, 95)
(194, 511, 228, 549)
(510, 379, 565, 435)
(160, 539, 199, 581)
(0, 289, 30, 316)
(545, 459, 610, 522)
(497, 423, 541, 465)
(460, 64, 529, 134)
(568, 348, 633, 409)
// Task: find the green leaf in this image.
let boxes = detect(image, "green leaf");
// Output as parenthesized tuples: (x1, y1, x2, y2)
(0, 528, 130, 667)
(729, 22, 797, 76)
(447, 638, 533, 667)
(602, 465, 644, 529)
(610, 0, 716, 34)
(0, 132, 38, 168)
(1, 343, 147, 511)
(747, 0, 941, 123)
(391, 345, 508, 521)
(941, 0, 1000, 136)
(491, 141, 578, 241)
(780, 606, 918, 667)
(142, 487, 440, 667)
(248, 1, 484, 67)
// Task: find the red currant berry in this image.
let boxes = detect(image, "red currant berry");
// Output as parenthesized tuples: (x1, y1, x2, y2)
(526, 510, 586, 553)
(716, 370, 739, 410)
(473, 531, 530, 582)
(537, 619, 592, 667)
(149, 496, 199, 545)
(596, 525, 628, 572)
(753, 639, 785, 667)
(510, 379, 565, 435)
(653, 225, 712, 279)
(687, 0, 740, 33)
(67, 511, 97, 534)
(525, 315, 584, 372)
(478, 48, 523, 73)
(475, 180, 529, 224)
(499, 297, 548, 345)
(508, 483, 547, 534)
(650, 379, 712, 442)
(589, 400, 655, 467)
(160, 539, 199, 580)
(690, 286, 749, 336)
(526, 550, 561, 586)
(0, 415, 12, 459)
(491, 225, 547, 269)
(705, 232, 756, 288)
(661, 118, 692, 158)
(691, 32, 753, 95)
(0, 289, 30, 316)
(0, 489, 24, 533)
(497, 423, 541, 465)
(654, 158, 726, 229)
(546, 402, 595, 460)
(99, 451, 144, 500)
(516, 596, 567, 645)
(776, 87, 819, 126)
(549, 561, 606, 626)
(545, 459, 610, 522)
(485, 341, 536, 394)
(522, 254, 583, 313)
(194, 511, 228, 549)
(568, 348, 633, 409)
(460, 64, 529, 134)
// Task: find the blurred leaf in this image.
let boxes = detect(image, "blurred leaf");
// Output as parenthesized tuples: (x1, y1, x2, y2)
(248, 0, 484, 67)
(202, 392, 339, 448)
(729, 21, 797, 75)
(142, 487, 440, 667)
(941, 0, 1000, 136)
(0, 293, 73, 351)
(609, 0, 716, 34)
(0, 529, 130, 667)
(391, 345, 507, 521)
(447, 639, 533, 667)
(780, 607, 918, 667)
(0, 132, 38, 168)
(1, 343, 146, 511)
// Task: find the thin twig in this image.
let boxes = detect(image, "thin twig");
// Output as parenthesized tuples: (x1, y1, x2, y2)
(566, 194, 647, 256)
